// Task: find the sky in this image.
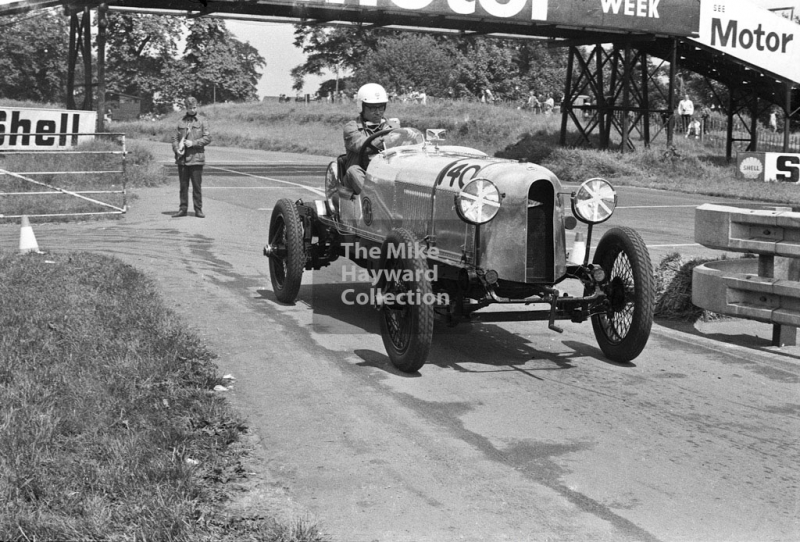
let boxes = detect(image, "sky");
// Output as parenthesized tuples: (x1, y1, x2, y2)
(227, 20, 334, 99)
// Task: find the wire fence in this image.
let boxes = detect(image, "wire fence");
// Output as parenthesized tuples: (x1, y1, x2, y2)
(614, 113, 800, 153)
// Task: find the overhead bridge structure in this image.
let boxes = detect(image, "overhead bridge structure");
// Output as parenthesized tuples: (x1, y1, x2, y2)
(1, 0, 798, 157)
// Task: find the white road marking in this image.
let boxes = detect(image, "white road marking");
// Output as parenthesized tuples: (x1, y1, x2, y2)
(647, 243, 702, 247)
(207, 165, 325, 196)
(616, 205, 700, 209)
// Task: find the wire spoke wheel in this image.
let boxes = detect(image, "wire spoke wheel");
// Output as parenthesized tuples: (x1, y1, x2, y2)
(378, 228, 434, 373)
(591, 226, 655, 363)
(382, 258, 412, 350)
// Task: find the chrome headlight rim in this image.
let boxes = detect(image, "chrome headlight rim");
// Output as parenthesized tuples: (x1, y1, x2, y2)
(571, 177, 617, 225)
(455, 178, 502, 225)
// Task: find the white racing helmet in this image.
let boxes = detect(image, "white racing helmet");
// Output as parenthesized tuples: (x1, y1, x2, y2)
(357, 83, 388, 111)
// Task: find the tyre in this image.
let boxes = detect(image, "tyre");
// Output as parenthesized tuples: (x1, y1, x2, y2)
(378, 229, 434, 373)
(591, 226, 655, 363)
(267, 198, 305, 303)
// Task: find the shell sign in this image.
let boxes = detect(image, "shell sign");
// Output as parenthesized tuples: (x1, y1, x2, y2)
(737, 152, 800, 183)
(0, 107, 97, 150)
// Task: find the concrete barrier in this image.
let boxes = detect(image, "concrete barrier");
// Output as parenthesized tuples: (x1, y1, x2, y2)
(693, 203, 800, 346)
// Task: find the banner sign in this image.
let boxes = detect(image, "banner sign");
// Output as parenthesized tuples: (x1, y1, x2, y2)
(0, 107, 96, 150)
(694, 0, 800, 84)
(737, 151, 800, 183)
(252, 0, 700, 36)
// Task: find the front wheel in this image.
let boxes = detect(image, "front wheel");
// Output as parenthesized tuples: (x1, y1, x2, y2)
(378, 228, 434, 373)
(267, 198, 305, 303)
(591, 226, 654, 363)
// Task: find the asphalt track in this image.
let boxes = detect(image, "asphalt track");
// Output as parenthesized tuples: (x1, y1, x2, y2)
(2, 142, 799, 542)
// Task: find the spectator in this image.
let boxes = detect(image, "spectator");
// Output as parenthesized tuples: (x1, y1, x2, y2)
(769, 109, 778, 132)
(418, 87, 427, 105)
(678, 94, 694, 132)
(525, 90, 540, 113)
(544, 94, 555, 114)
(700, 105, 712, 135)
(685, 116, 701, 139)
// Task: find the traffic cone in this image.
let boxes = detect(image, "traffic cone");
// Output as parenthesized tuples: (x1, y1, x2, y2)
(19, 215, 42, 254)
(570, 232, 586, 265)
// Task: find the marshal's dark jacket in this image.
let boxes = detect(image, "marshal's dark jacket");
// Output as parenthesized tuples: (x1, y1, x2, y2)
(172, 114, 212, 166)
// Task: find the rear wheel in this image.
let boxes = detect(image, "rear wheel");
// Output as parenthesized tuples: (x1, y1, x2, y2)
(267, 198, 305, 303)
(378, 229, 434, 373)
(591, 226, 654, 363)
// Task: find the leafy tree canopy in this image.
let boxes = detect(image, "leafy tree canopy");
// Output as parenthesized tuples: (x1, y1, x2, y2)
(0, 9, 70, 103)
(290, 26, 385, 92)
(104, 13, 184, 112)
(353, 34, 457, 98)
(290, 27, 570, 102)
(0, 11, 265, 113)
(179, 18, 265, 105)
(106, 15, 265, 112)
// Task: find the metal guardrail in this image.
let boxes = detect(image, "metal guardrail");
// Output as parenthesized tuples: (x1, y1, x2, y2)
(0, 132, 127, 219)
(693, 203, 800, 346)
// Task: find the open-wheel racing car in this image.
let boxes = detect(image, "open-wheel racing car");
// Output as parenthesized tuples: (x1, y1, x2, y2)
(264, 127, 655, 372)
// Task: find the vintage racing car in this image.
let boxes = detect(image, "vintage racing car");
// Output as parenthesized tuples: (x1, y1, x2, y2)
(264, 127, 655, 372)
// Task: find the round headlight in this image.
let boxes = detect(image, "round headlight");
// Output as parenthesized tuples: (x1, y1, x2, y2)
(455, 178, 501, 225)
(571, 178, 617, 224)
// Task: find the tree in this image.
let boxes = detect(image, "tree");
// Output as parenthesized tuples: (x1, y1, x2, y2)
(514, 41, 569, 101)
(0, 9, 70, 103)
(104, 13, 184, 112)
(354, 33, 456, 97)
(451, 38, 520, 99)
(291, 26, 569, 101)
(182, 18, 265, 104)
(290, 26, 384, 92)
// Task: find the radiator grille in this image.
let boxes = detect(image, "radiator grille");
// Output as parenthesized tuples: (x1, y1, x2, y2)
(525, 180, 554, 282)
(398, 182, 431, 238)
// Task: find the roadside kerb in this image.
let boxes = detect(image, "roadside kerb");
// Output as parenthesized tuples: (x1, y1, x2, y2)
(693, 203, 800, 346)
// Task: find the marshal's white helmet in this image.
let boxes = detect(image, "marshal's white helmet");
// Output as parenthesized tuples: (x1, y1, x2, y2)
(357, 83, 388, 111)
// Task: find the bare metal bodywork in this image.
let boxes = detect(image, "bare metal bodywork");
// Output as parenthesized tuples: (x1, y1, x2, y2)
(322, 143, 568, 285)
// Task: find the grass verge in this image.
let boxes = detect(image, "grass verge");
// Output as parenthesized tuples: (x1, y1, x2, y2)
(115, 99, 800, 205)
(0, 251, 325, 542)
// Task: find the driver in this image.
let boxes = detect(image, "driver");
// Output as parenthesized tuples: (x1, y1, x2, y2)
(342, 83, 399, 192)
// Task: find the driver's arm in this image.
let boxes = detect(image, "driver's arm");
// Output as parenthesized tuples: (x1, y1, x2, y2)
(344, 121, 369, 154)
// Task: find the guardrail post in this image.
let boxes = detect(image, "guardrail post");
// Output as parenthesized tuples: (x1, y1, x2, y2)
(772, 255, 799, 346)
(771, 206, 797, 346)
